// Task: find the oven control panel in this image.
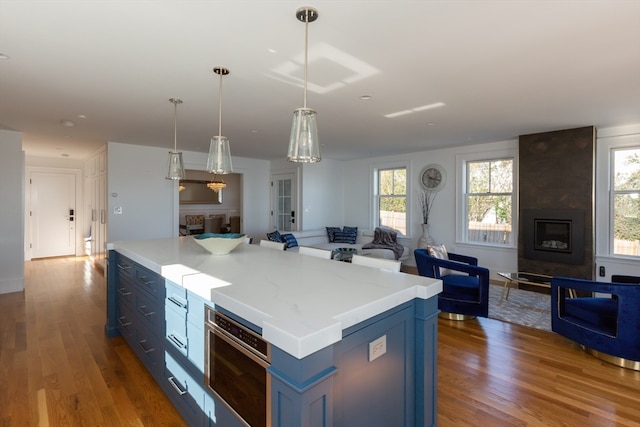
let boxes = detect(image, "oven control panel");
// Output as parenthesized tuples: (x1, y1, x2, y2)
(212, 310, 269, 361)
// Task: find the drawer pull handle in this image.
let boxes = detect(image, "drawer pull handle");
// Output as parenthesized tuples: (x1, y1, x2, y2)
(168, 333, 186, 349)
(117, 288, 132, 296)
(138, 277, 154, 286)
(168, 296, 187, 309)
(137, 306, 155, 317)
(168, 376, 187, 396)
(117, 263, 132, 270)
(137, 339, 155, 354)
(117, 316, 132, 327)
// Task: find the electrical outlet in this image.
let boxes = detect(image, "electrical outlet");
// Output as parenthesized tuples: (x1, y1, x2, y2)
(599, 266, 605, 277)
(369, 335, 387, 362)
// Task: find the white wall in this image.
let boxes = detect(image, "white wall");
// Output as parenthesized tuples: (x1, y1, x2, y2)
(0, 129, 25, 294)
(299, 159, 345, 230)
(107, 142, 176, 242)
(341, 140, 518, 274)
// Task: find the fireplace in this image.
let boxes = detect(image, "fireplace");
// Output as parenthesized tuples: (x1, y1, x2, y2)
(523, 209, 584, 265)
(535, 219, 571, 253)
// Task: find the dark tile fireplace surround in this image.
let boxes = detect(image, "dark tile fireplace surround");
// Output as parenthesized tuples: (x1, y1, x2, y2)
(518, 126, 595, 279)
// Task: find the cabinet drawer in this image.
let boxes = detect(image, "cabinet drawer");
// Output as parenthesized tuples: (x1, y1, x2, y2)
(135, 292, 163, 332)
(116, 282, 135, 310)
(115, 255, 135, 280)
(165, 352, 204, 426)
(116, 303, 135, 344)
(133, 322, 164, 376)
(166, 307, 187, 357)
(134, 264, 163, 301)
(166, 280, 188, 316)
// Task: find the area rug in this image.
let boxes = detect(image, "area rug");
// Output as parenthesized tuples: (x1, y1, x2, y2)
(488, 283, 551, 332)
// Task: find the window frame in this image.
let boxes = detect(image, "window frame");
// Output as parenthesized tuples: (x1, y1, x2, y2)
(456, 149, 518, 248)
(609, 146, 640, 258)
(371, 161, 410, 237)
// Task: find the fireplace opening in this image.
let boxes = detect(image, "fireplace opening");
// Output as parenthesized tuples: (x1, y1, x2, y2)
(523, 209, 584, 265)
(534, 219, 571, 253)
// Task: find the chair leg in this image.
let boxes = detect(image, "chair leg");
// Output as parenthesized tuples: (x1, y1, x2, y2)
(438, 312, 476, 321)
(581, 346, 640, 371)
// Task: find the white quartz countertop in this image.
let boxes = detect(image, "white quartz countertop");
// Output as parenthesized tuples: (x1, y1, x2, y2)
(108, 237, 442, 359)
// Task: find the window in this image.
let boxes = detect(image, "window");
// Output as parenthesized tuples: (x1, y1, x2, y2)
(611, 147, 640, 256)
(464, 158, 514, 245)
(376, 167, 406, 235)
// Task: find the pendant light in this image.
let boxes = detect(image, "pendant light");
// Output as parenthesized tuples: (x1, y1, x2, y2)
(206, 67, 233, 174)
(166, 98, 186, 180)
(207, 174, 226, 192)
(287, 6, 321, 163)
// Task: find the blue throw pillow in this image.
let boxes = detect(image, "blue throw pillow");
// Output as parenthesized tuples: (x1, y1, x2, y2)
(280, 233, 298, 249)
(266, 230, 282, 242)
(343, 226, 358, 237)
(326, 226, 341, 243)
(333, 227, 357, 244)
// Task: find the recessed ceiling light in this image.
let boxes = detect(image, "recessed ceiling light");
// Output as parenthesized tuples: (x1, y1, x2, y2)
(77, 114, 87, 119)
(360, 95, 372, 100)
(384, 110, 413, 118)
(426, 122, 435, 126)
(0, 53, 9, 60)
(61, 119, 75, 127)
(268, 48, 277, 54)
(413, 102, 445, 112)
(385, 102, 445, 118)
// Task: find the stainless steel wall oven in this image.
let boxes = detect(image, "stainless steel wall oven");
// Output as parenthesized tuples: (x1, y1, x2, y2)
(205, 307, 271, 427)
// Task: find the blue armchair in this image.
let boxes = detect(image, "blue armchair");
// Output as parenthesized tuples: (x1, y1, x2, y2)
(414, 249, 490, 319)
(551, 276, 640, 370)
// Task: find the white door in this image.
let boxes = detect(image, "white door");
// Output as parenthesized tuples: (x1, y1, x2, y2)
(272, 173, 297, 231)
(30, 171, 76, 258)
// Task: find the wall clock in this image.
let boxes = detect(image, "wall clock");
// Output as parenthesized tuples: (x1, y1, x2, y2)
(420, 164, 446, 191)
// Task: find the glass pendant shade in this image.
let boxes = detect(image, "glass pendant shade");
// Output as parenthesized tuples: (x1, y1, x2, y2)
(167, 151, 186, 180)
(166, 97, 186, 180)
(207, 67, 233, 174)
(287, 7, 321, 163)
(287, 107, 320, 162)
(206, 135, 233, 174)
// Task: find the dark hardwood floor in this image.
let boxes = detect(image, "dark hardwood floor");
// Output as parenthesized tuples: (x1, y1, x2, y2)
(1, 256, 639, 426)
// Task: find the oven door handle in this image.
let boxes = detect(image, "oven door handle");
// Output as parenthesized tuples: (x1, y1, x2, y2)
(210, 325, 270, 368)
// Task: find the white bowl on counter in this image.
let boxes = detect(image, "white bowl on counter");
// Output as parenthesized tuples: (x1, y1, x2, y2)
(193, 233, 247, 255)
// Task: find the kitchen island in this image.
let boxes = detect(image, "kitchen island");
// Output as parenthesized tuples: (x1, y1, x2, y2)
(106, 236, 442, 427)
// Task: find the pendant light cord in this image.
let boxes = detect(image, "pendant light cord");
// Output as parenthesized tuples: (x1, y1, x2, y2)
(218, 72, 223, 138)
(303, 16, 309, 108)
(173, 101, 178, 152)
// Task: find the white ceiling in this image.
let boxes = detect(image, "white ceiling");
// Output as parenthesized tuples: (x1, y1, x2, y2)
(1, 1, 639, 162)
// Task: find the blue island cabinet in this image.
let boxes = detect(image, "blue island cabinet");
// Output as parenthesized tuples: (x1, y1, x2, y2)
(268, 298, 438, 427)
(106, 249, 438, 427)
